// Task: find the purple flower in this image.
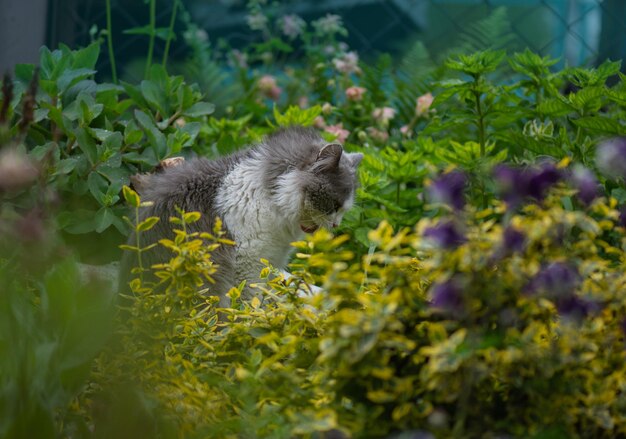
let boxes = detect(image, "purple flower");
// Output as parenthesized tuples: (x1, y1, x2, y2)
(596, 137, 626, 179)
(620, 206, 626, 228)
(570, 165, 599, 205)
(526, 163, 561, 200)
(493, 163, 561, 207)
(526, 262, 581, 299)
(423, 221, 466, 249)
(503, 226, 526, 253)
(430, 279, 463, 314)
(556, 295, 599, 320)
(493, 165, 525, 206)
(428, 170, 467, 211)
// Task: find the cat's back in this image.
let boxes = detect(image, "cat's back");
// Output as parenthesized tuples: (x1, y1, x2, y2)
(140, 150, 252, 212)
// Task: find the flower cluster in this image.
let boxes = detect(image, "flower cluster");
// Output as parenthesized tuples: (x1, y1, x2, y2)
(279, 14, 305, 39)
(427, 170, 467, 211)
(596, 137, 626, 179)
(493, 163, 561, 207)
(525, 262, 597, 320)
(332, 51, 361, 75)
(257, 75, 282, 101)
(312, 14, 344, 35)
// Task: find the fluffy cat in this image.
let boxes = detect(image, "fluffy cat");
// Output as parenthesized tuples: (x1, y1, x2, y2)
(119, 126, 363, 305)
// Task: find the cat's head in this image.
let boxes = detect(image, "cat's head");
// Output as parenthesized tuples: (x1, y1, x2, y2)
(263, 127, 363, 233)
(297, 142, 363, 233)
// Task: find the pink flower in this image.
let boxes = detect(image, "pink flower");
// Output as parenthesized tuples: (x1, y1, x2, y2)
(298, 96, 309, 108)
(229, 49, 248, 69)
(372, 107, 396, 124)
(324, 123, 350, 143)
(400, 125, 410, 135)
(332, 51, 361, 75)
(366, 127, 389, 143)
(0, 148, 38, 192)
(345, 86, 366, 101)
(416, 92, 434, 117)
(257, 75, 282, 101)
(313, 116, 326, 129)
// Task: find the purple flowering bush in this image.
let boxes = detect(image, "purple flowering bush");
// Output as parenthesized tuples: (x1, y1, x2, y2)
(4, 2, 626, 437)
(75, 164, 626, 438)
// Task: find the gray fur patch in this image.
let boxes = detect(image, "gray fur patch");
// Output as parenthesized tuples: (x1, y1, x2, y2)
(119, 126, 362, 301)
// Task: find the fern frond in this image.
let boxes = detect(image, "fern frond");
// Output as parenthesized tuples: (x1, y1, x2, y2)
(393, 41, 438, 120)
(360, 54, 393, 104)
(452, 7, 518, 55)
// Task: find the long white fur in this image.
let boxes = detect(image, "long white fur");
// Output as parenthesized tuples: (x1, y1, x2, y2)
(214, 155, 305, 287)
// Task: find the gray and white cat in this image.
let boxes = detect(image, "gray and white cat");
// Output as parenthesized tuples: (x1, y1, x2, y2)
(120, 126, 363, 305)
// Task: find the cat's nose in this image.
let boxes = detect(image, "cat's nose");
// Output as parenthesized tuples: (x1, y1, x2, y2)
(332, 222, 338, 228)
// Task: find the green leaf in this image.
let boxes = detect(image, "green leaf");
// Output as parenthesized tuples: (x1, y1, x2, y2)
(72, 42, 100, 70)
(537, 98, 573, 116)
(55, 158, 78, 176)
(123, 25, 154, 36)
(273, 105, 322, 127)
(94, 207, 116, 232)
(571, 116, 626, 135)
(140, 80, 168, 115)
(121, 81, 148, 108)
(183, 211, 201, 223)
(88, 171, 109, 205)
(182, 102, 215, 118)
(57, 68, 96, 93)
(14, 63, 35, 83)
(123, 185, 141, 207)
(75, 127, 98, 165)
(135, 109, 167, 158)
(57, 209, 97, 234)
(137, 217, 160, 232)
(124, 120, 144, 145)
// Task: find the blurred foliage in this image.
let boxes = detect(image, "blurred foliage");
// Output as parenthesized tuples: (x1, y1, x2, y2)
(73, 176, 626, 438)
(2, 2, 626, 437)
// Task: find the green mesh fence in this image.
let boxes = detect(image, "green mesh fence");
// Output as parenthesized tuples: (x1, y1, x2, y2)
(46, 0, 626, 80)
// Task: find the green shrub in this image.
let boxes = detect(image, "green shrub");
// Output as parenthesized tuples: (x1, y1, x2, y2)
(3, 6, 626, 435)
(75, 172, 626, 438)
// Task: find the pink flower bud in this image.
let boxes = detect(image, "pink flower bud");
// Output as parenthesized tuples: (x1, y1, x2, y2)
(345, 86, 366, 101)
(366, 127, 389, 143)
(324, 123, 350, 143)
(257, 75, 282, 101)
(372, 107, 396, 124)
(416, 92, 434, 117)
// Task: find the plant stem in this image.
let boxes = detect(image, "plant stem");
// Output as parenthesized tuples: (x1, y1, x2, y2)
(105, 0, 118, 84)
(162, 0, 179, 68)
(145, 0, 156, 78)
(474, 90, 486, 158)
(135, 206, 144, 284)
(396, 182, 401, 205)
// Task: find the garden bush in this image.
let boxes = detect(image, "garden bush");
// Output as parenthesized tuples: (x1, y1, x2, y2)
(2, 2, 626, 438)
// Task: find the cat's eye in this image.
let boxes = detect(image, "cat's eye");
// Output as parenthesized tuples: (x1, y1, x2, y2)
(333, 200, 342, 212)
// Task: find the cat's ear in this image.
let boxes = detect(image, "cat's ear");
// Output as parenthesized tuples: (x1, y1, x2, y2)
(347, 152, 363, 168)
(315, 143, 343, 170)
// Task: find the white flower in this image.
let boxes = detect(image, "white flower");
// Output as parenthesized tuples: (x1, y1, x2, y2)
(332, 51, 361, 75)
(313, 14, 343, 35)
(246, 11, 268, 31)
(280, 14, 305, 39)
